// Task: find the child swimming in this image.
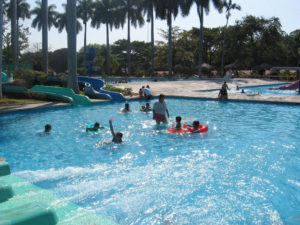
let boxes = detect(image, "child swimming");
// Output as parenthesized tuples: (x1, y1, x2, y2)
(109, 119, 123, 143)
(85, 122, 104, 132)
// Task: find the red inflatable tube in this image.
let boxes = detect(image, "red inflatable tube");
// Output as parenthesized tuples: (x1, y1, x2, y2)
(187, 124, 208, 133)
(167, 128, 188, 133)
(168, 124, 208, 133)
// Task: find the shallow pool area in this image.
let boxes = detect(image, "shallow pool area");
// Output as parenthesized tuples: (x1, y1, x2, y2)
(216, 83, 299, 96)
(0, 98, 300, 224)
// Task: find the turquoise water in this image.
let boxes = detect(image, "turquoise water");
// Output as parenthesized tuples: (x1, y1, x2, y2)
(242, 84, 299, 95)
(0, 99, 300, 224)
(210, 84, 299, 95)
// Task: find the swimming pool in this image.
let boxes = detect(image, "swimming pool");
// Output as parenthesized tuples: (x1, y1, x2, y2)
(231, 84, 298, 95)
(0, 99, 299, 224)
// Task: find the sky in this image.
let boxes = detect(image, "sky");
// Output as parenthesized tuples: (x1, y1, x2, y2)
(21, 0, 300, 52)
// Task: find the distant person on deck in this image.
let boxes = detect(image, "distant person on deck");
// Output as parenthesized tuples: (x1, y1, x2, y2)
(153, 94, 169, 124)
(218, 86, 228, 101)
(222, 81, 230, 90)
(142, 86, 152, 100)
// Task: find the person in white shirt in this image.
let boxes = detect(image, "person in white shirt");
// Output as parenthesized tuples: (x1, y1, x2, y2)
(153, 94, 169, 124)
(141, 86, 152, 100)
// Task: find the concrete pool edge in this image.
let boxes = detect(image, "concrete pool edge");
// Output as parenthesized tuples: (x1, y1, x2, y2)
(0, 173, 119, 225)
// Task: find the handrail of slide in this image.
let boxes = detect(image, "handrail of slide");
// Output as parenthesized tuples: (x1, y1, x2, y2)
(78, 76, 125, 101)
(30, 85, 91, 106)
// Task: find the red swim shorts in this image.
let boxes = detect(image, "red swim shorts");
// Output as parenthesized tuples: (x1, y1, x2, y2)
(154, 113, 166, 122)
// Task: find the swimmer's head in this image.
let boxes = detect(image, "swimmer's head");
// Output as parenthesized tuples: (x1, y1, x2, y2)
(45, 124, 51, 132)
(192, 121, 200, 128)
(125, 103, 130, 109)
(146, 103, 150, 107)
(116, 132, 123, 139)
(159, 94, 165, 102)
(94, 122, 100, 128)
(176, 116, 182, 123)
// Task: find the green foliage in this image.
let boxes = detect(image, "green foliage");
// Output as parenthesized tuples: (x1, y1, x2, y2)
(13, 68, 47, 88)
(104, 84, 132, 95)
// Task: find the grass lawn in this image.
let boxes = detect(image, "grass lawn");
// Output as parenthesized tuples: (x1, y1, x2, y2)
(0, 97, 45, 105)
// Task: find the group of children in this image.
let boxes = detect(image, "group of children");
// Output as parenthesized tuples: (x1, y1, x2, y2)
(174, 116, 201, 133)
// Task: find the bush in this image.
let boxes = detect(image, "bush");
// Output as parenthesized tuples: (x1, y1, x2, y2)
(12, 68, 48, 88)
(104, 84, 132, 95)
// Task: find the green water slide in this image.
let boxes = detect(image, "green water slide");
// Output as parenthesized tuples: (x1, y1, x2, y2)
(30, 85, 91, 106)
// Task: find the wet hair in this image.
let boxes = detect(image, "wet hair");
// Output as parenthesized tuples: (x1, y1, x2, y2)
(94, 122, 100, 127)
(193, 121, 200, 127)
(116, 132, 123, 138)
(45, 124, 51, 132)
(146, 103, 150, 106)
(125, 103, 129, 108)
(159, 94, 165, 100)
(176, 116, 182, 122)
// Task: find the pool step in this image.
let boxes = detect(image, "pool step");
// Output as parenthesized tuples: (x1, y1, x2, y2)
(0, 182, 14, 203)
(0, 202, 58, 225)
(0, 161, 10, 177)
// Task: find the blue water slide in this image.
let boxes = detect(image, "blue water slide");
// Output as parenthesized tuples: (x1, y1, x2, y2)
(78, 76, 125, 101)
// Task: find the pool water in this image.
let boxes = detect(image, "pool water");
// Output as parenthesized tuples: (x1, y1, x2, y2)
(0, 99, 300, 224)
(231, 84, 298, 95)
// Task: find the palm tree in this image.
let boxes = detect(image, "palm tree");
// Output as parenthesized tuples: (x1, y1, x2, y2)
(77, 0, 93, 70)
(194, 0, 223, 76)
(142, 0, 156, 77)
(116, 0, 145, 76)
(55, 3, 82, 34)
(155, 0, 192, 77)
(91, 0, 119, 76)
(220, 0, 241, 75)
(67, 0, 79, 94)
(0, 0, 3, 100)
(6, 0, 31, 62)
(31, 0, 58, 74)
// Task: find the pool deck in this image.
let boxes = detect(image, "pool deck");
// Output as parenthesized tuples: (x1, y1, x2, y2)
(0, 79, 299, 114)
(120, 78, 300, 105)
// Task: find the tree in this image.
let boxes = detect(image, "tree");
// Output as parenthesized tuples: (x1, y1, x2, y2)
(0, 0, 3, 100)
(142, 0, 156, 76)
(91, 0, 119, 76)
(55, 3, 82, 34)
(31, 0, 58, 74)
(6, 0, 31, 62)
(116, 0, 145, 76)
(194, 0, 223, 76)
(66, 0, 79, 93)
(155, 0, 192, 76)
(77, 0, 93, 70)
(220, 0, 241, 75)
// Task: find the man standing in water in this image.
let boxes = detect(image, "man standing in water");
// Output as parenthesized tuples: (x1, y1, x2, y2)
(153, 94, 169, 124)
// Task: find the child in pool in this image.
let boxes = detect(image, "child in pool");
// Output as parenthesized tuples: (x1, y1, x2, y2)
(44, 124, 51, 134)
(175, 116, 182, 130)
(109, 119, 123, 143)
(187, 120, 200, 133)
(86, 122, 104, 132)
(141, 103, 152, 111)
(121, 103, 131, 112)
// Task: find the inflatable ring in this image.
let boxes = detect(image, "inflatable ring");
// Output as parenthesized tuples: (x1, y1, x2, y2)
(86, 123, 104, 132)
(167, 128, 187, 133)
(140, 107, 152, 112)
(187, 124, 208, 133)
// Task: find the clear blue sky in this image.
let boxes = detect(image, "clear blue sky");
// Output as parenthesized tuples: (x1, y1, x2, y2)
(23, 0, 300, 52)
